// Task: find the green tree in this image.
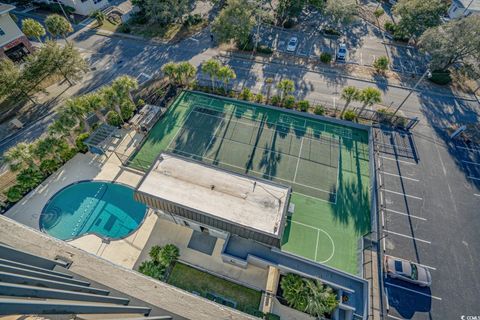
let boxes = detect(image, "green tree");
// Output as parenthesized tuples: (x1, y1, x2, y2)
(91, 10, 106, 26)
(340, 86, 360, 117)
(48, 113, 78, 145)
(111, 75, 139, 105)
(265, 77, 274, 102)
(62, 97, 91, 131)
(45, 14, 73, 40)
(358, 87, 382, 116)
(324, 0, 357, 27)
(22, 18, 46, 43)
(418, 15, 480, 75)
(217, 65, 236, 90)
(373, 56, 389, 73)
(303, 279, 339, 317)
(277, 79, 294, 102)
(101, 86, 123, 122)
(0, 59, 21, 101)
(144, 0, 188, 25)
(393, 0, 446, 40)
(212, 0, 255, 46)
(82, 93, 106, 122)
(280, 273, 309, 311)
(138, 260, 165, 280)
(202, 59, 222, 89)
(176, 62, 197, 87)
(159, 244, 180, 266)
(3, 142, 35, 172)
(16, 167, 45, 191)
(275, 0, 304, 27)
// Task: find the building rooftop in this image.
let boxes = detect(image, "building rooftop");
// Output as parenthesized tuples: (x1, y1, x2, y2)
(136, 153, 290, 237)
(0, 3, 15, 15)
(455, 0, 480, 11)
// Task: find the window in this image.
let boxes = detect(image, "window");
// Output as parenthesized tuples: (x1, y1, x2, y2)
(0, 27, 5, 36)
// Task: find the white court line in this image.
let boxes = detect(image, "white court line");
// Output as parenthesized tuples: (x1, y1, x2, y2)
(462, 160, 480, 166)
(379, 155, 416, 165)
(293, 137, 305, 182)
(475, 194, 480, 197)
(383, 189, 423, 200)
(385, 282, 442, 300)
(385, 208, 427, 221)
(456, 145, 480, 153)
(380, 171, 419, 182)
(387, 314, 404, 320)
(314, 229, 320, 261)
(386, 230, 431, 244)
(468, 176, 480, 181)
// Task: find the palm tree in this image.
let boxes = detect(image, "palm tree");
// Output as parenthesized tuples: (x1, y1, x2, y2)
(340, 86, 360, 117)
(83, 93, 106, 122)
(217, 65, 236, 91)
(48, 114, 78, 145)
(162, 62, 180, 85)
(100, 85, 123, 122)
(303, 279, 339, 318)
(111, 75, 138, 105)
(280, 273, 309, 311)
(159, 244, 180, 266)
(265, 77, 274, 102)
(63, 97, 91, 131)
(45, 14, 73, 41)
(277, 79, 294, 102)
(22, 18, 46, 43)
(91, 10, 106, 26)
(358, 87, 382, 116)
(3, 142, 35, 172)
(202, 59, 221, 89)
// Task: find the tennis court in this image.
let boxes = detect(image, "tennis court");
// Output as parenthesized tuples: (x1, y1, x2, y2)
(129, 91, 371, 274)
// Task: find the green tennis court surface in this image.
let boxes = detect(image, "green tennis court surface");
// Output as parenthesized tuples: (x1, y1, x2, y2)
(129, 91, 370, 274)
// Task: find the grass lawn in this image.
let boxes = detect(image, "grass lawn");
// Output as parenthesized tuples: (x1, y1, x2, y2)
(167, 262, 262, 314)
(96, 20, 121, 33)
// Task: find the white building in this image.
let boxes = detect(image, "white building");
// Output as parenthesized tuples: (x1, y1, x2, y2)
(39, 0, 109, 16)
(0, 3, 33, 61)
(448, 0, 480, 19)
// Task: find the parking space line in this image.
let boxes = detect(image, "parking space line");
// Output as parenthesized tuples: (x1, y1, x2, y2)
(385, 208, 426, 221)
(385, 282, 442, 300)
(386, 230, 431, 244)
(379, 155, 416, 165)
(462, 160, 480, 166)
(383, 189, 423, 200)
(456, 145, 480, 153)
(380, 171, 420, 182)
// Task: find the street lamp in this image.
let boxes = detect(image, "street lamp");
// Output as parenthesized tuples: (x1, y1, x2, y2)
(391, 69, 432, 117)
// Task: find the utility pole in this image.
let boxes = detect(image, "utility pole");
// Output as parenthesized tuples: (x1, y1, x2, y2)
(392, 69, 431, 116)
(56, 0, 71, 23)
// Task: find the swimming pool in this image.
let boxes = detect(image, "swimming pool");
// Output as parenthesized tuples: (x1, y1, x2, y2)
(40, 181, 147, 241)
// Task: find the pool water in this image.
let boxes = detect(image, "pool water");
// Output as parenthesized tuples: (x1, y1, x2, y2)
(40, 181, 147, 241)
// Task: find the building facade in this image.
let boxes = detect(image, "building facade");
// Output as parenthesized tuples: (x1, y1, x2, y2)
(448, 0, 480, 19)
(0, 3, 33, 61)
(39, 0, 109, 16)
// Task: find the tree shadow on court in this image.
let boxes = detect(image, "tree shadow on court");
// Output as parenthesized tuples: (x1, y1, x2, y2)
(258, 128, 282, 179)
(330, 140, 371, 236)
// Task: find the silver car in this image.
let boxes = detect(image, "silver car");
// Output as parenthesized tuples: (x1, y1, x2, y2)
(384, 255, 432, 287)
(286, 37, 298, 52)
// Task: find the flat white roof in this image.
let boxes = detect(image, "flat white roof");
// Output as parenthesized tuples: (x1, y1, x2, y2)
(136, 153, 290, 237)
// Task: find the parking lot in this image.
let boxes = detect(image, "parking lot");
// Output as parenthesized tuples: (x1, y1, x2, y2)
(375, 126, 480, 319)
(257, 24, 428, 75)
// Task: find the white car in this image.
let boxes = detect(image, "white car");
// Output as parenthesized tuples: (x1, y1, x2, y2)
(336, 43, 348, 61)
(286, 37, 298, 52)
(384, 255, 432, 287)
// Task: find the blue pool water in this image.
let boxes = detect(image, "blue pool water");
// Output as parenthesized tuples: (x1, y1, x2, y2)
(40, 181, 147, 241)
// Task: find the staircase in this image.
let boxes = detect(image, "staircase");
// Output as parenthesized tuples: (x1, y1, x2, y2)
(0, 243, 171, 319)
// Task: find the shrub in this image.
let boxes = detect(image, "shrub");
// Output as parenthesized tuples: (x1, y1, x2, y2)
(137, 98, 145, 107)
(121, 102, 136, 120)
(283, 95, 295, 109)
(159, 244, 180, 266)
(429, 70, 452, 85)
(106, 110, 122, 127)
(283, 19, 296, 29)
(384, 21, 396, 34)
(257, 45, 273, 54)
(343, 110, 356, 121)
(270, 95, 282, 106)
(139, 260, 165, 280)
(59, 147, 77, 163)
(184, 14, 203, 27)
(6, 185, 24, 203)
(16, 167, 45, 192)
(75, 132, 90, 153)
(297, 100, 310, 112)
(320, 52, 332, 64)
(323, 27, 341, 36)
(39, 159, 60, 175)
(118, 24, 131, 34)
(255, 93, 264, 103)
(374, 8, 384, 18)
(373, 56, 389, 73)
(240, 88, 254, 101)
(314, 105, 325, 115)
(265, 313, 281, 320)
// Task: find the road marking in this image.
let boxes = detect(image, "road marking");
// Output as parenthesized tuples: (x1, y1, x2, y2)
(386, 230, 431, 244)
(456, 145, 480, 153)
(468, 176, 480, 181)
(462, 160, 480, 166)
(379, 155, 416, 165)
(380, 171, 420, 182)
(385, 208, 427, 221)
(383, 189, 423, 200)
(384, 282, 442, 300)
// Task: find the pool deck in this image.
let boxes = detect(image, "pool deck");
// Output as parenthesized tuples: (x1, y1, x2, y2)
(4, 129, 157, 269)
